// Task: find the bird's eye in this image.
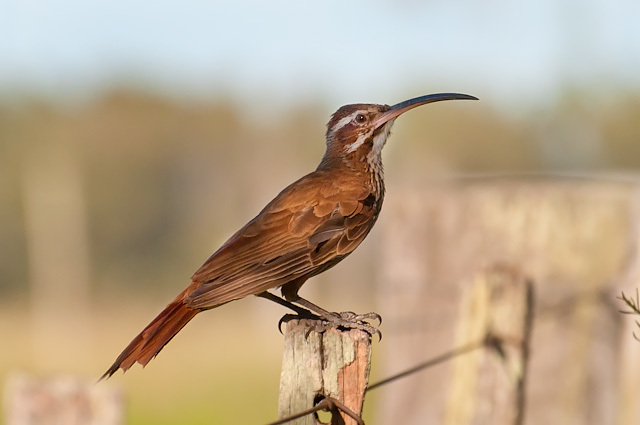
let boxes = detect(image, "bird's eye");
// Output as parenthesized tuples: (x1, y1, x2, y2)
(354, 114, 367, 124)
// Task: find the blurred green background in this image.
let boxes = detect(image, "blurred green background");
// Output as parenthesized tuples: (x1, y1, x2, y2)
(1, 1, 640, 424)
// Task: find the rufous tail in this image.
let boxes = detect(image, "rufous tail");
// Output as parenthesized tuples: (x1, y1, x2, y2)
(100, 282, 200, 380)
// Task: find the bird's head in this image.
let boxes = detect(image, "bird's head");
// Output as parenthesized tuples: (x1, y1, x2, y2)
(320, 93, 477, 171)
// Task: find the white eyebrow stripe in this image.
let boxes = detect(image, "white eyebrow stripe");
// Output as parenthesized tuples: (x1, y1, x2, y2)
(331, 111, 362, 133)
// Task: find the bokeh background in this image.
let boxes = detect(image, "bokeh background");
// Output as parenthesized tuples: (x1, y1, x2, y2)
(2, 1, 640, 424)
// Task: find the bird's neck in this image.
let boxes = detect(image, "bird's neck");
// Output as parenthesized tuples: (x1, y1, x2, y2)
(317, 148, 385, 201)
(361, 152, 385, 201)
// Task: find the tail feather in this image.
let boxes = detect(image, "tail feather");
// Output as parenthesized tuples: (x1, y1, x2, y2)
(100, 283, 200, 380)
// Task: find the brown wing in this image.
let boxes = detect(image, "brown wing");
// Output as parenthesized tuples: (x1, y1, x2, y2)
(185, 171, 379, 309)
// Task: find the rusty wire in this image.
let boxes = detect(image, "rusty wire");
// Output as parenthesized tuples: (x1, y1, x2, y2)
(367, 336, 490, 392)
(265, 396, 364, 425)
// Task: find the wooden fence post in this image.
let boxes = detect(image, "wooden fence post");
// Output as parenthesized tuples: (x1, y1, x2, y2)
(444, 264, 534, 425)
(278, 319, 372, 425)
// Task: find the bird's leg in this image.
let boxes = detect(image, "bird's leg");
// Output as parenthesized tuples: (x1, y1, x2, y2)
(256, 291, 324, 333)
(290, 296, 382, 340)
(280, 279, 380, 324)
(293, 296, 382, 326)
(256, 291, 317, 316)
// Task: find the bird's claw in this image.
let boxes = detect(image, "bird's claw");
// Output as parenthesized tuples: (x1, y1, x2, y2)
(319, 311, 383, 341)
(332, 311, 382, 340)
(311, 317, 382, 341)
(278, 311, 383, 341)
(337, 311, 382, 327)
(336, 319, 382, 341)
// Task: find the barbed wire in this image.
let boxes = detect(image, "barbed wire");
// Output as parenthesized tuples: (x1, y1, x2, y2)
(367, 334, 494, 392)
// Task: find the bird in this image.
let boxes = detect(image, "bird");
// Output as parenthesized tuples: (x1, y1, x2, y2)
(100, 92, 477, 380)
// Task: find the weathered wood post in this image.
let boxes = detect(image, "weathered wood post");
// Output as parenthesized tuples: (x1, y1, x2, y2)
(444, 264, 534, 425)
(278, 319, 372, 425)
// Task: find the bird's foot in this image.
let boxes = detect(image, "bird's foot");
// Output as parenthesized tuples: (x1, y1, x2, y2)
(336, 311, 382, 327)
(328, 311, 382, 340)
(299, 311, 382, 340)
(278, 311, 382, 340)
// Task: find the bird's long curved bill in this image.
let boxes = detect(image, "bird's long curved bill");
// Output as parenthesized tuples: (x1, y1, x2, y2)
(372, 93, 478, 129)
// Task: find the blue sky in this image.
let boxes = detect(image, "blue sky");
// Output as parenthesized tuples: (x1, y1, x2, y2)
(1, 0, 639, 111)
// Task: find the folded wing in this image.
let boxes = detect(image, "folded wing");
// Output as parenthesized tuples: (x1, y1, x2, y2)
(186, 172, 378, 309)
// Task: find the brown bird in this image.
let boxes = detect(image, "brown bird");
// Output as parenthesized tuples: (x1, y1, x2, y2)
(101, 93, 477, 379)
